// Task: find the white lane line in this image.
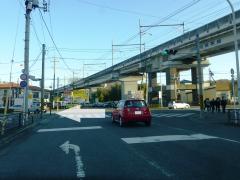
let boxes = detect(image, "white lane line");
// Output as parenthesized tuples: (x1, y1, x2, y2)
(105, 114, 111, 118)
(37, 126, 102, 133)
(152, 113, 194, 118)
(121, 134, 218, 144)
(152, 114, 172, 117)
(177, 113, 195, 117)
(163, 114, 183, 117)
(132, 148, 175, 178)
(218, 137, 240, 144)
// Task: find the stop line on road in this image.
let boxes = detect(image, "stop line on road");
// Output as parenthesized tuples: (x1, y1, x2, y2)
(152, 113, 195, 118)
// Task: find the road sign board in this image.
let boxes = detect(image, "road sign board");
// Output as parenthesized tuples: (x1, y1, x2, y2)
(20, 81, 27, 88)
(20, 74, 27, 81)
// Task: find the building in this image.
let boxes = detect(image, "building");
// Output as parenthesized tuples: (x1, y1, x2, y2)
(0, 82, 50, 106)
(180, 79, 234, 104)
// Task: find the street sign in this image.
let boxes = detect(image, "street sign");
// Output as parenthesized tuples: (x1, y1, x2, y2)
(20, 81, 27, 88)
(20, 73, 27, 81)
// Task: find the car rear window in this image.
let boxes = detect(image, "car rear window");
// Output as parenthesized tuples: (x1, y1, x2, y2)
(125, 100, 147, 108)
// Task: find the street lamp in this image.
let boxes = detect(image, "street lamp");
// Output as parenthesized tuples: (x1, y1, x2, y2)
(226, 0, 240, 104)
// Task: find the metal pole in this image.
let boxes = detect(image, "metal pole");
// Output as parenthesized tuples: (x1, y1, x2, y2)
(226, 0, 240, 105)
(112, 40, 114, 66)
(23, 3, 32, 124)
(41, 44, 45, 118)
(139, 19, 142, 54)
(160, 72, 163, 107)
(196, 33, 204, 118)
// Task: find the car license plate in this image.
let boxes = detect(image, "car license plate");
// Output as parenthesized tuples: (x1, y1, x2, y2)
(135, 111, 142, 115)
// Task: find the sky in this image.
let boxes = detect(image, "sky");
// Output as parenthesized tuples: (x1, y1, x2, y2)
(0, 0, 239, 89)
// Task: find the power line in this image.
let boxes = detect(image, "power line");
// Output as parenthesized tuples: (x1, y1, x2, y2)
(38, 9, 73, 73)
(30, 51, 42, 69)
(76, 0, 161, 19)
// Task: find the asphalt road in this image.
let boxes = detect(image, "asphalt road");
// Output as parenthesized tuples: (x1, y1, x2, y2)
(0, 108, 240, 179)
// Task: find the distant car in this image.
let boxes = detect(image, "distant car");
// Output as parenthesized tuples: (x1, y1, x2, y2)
(168, 101, 190, 109)
(112, 99, 151, 127)
(103, 101, 115, 108)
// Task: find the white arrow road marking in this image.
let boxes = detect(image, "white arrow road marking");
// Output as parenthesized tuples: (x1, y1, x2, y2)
(37, 126, 102, 133)
(60, 141, 85, 179)
(121, 134, 218, 144)
(57, 109, 106, 123)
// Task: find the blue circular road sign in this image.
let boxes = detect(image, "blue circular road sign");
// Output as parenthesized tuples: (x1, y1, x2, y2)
(20, 74, 28, 81)
(20, 81, 27, 88)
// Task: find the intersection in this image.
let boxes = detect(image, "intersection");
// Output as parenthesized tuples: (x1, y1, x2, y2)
(0, 108, 239, 179)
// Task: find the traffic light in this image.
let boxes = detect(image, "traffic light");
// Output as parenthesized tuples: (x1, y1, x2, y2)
(161, 49, 178, 56)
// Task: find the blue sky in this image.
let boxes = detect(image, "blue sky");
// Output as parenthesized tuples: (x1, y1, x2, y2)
(0, 0, 239, 88)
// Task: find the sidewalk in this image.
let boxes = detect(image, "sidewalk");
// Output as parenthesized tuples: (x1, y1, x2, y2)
(0, 113, 49, 147)
(191, 110, 240, 127)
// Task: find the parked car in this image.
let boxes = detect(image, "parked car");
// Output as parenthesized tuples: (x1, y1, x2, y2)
(168, 101, 190, 109)
(103, 101, 115, 108)
(112, 99, 151, 127)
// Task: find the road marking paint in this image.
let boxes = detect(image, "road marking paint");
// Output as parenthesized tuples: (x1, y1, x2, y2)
(163, 114, 183, 117)
(132, 148, 175, 178)
(105, 114, 111, 118)
(218, 137, 240, 144)
(60, 141, 85, 178)
(177, 113, 195, 117)
(37, 126, 102, 133)
(121, 134, 218, 144)
(152, 113, 195, 118)
(57, 109, 106, 123)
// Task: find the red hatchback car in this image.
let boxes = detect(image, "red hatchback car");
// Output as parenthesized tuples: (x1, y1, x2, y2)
(112, 99, 151, 127)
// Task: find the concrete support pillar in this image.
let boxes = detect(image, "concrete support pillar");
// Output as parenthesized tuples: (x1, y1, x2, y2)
(89, 87, 97, 103)
(166, 68, 179, 103)
(191, 67, 199, 105)
(148, 72, 158, 105)
(120, 76, 142, 100)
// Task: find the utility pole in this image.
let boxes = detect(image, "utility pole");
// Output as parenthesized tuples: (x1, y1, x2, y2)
(23, 0, 39, 124)
(226, 0, 240, 105)
(52, 58, 58, 109)
(196, 33, 204, 118)
(41, 44, 45, 118)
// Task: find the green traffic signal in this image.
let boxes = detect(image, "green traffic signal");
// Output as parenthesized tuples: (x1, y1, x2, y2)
(161, 49, 178, 56)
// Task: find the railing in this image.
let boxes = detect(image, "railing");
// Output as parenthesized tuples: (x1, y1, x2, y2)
(0, 112, 38, 136)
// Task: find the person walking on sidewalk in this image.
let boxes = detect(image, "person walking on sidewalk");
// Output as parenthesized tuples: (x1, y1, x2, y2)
(210, 98, 216, 112)
(221, 96, 227, 113)
(216, 97, 221, 112)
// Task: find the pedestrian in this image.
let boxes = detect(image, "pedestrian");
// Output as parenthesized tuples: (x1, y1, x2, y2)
(206, 98, 211, 112)
(221, 96, 227, 113)
(216, 97, 221, 112)
(204, 98, 207, 111)
(210, 98, 216, 112)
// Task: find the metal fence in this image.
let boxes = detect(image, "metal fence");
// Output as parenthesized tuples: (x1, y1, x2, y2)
(0, 112, 38, 136)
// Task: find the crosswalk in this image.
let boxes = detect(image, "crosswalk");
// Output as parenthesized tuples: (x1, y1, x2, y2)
(105, 113, 195, 118)
(152, 113, 195, 118)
